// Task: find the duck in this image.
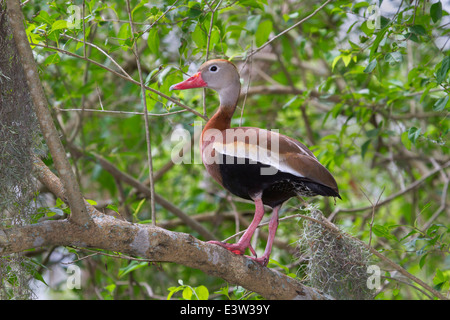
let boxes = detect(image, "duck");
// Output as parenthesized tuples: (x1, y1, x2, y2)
(170, 59, 340, 266)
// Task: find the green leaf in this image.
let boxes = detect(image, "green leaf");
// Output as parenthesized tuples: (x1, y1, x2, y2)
(167, 286, 183, 300)
(195, 285, 209, 300)
(409, 24, 427, 36)
(433, 95, 449, 111)
(118, 261, 147, 278)
(237, 0, 265, 10)
(50, 20, 68, 33)
(147, 28, 160, 55)
(332, 55, 341, 71)
(133, 198, 146, 218)
(401, 131, 412, 150)
(360, 21, 374, 36)
(384, 52, 402, 65)
(361, 139, 371, 159)
(86, 199, 97, 206)
(372, 224, 398, 241)
(430, 1, 443, 23)
(433, 269, 447, 287)
(43, 53, 60, 66)
(118, 23, 132, 48)
(182, 286, 193, 300)
(255, 19, 273, 47)
(187, 2, 202, 18)
(192, 23, 206, 48)
(281, 95, 299, 109)
(214, 284, 231, 299)
(34, 10, 54, 26)
(369, 27, 389, 60)
(408, 127, 421, 144)
(341, 54, 352, 67)
(131, 0, 146, 18)
(364, 59, 377, 73)
(104, 284, 116, 294)
(106, 204, 119, 213)
(436, 56, 450, 83)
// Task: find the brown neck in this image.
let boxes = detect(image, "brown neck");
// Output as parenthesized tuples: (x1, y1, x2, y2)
(203, 105, 235, 132)
(204, 80, 241, 132)
(202, 76, 241, 143)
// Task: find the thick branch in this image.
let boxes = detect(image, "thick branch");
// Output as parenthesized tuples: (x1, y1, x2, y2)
(0, 216, 329, 300)
(0, 159, 330, 300)
(6, 0, 90, 227)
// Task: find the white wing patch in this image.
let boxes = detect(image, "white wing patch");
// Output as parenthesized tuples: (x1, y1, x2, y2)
(212, 140, 305, 177)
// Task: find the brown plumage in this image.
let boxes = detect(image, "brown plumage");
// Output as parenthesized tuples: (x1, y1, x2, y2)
(170, 59, 340, 266)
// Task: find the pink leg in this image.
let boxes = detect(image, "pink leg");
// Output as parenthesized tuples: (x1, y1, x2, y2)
(251, 205, 280, 267)
(208, 194, 265, 256)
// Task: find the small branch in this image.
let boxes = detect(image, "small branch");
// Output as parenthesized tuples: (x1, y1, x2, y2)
(138, 0, 180, 41)
(126, 0, 156, 226)
(330, 160, 450, 217)
(30, 42, 208, 121)
(242, 85, 340, 103)
(203, 0, 225, 116)
(61, 33, 133, 80)
(56, 107, 187, 117)
(360, 186, 385, 248)
(6, 0, 91, 227)
(247, 0, 333, 58)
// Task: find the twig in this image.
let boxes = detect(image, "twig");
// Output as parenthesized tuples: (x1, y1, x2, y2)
(360, 186, 385, 248)
(62, 33, 133, 80)
(126, 0, 156, 226)
(139, 0, 180, 41)
(57, 107, 187, 117)
(420, 159, 450, 232)
(381, 275, 434, 300)
(202, 0, 225, 116)
(63, 246, 152, 264)
(330, 160, 450, 217)
(82, 0, 86, 59)
(239, 47, 253, 126)
(247, 0, 333, 58)
(30, 42, 208, 120)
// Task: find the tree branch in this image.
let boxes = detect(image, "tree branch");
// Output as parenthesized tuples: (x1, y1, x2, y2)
(0, 216, 329, 300)
(6, 0, 90, 227)
(0, 159, 331, 300)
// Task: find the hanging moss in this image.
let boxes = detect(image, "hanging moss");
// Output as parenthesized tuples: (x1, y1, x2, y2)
(0, 1, 44, 300)
(297, 207, 375, 300)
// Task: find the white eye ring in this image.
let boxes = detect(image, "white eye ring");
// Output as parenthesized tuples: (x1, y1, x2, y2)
(209, 65, 219, 72)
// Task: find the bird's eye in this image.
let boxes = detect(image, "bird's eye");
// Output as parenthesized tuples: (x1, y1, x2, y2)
(209, 65, 218, 72)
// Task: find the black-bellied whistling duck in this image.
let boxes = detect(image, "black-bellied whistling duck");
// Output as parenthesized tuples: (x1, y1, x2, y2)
(170, 59, 340, 266)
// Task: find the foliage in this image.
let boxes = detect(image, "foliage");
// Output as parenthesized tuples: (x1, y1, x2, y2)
(1, 0, 449, 300)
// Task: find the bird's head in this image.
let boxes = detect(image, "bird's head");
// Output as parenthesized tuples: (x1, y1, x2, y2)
(170, 59, 241, 107)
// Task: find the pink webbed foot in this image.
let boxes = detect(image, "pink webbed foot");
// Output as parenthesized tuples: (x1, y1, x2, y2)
(250, 255, 270, 267)
(208, 240, 257, 257)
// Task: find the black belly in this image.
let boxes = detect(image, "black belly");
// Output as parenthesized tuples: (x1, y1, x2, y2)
(218, 154, 336, 208)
